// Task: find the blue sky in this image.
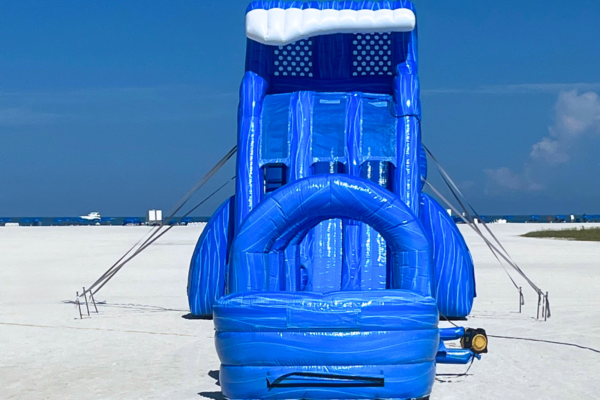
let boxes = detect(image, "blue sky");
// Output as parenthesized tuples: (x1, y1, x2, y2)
(1, 0, 599, 217)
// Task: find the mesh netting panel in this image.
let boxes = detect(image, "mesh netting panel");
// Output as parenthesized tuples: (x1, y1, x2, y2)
(352, 33, 393, 77)
(274, 40, 314, 77)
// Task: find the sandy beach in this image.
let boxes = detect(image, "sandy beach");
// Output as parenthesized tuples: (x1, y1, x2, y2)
(1, 223, 599, 399)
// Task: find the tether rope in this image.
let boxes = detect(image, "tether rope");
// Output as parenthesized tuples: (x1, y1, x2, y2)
(386, 112, 544, 313)
(423, 145, 549, 318)
(424, 146, 522, 289)
(88, 176, 235, 297)
(81, 146, 237, 299)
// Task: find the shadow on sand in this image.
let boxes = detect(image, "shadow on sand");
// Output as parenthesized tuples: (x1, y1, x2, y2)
(198, 392, 224, 400)
(198, 370, 222, 399)
(182, 313, 213, 320)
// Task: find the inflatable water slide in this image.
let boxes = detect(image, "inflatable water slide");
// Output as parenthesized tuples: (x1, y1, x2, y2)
(188, 2, 486, 399)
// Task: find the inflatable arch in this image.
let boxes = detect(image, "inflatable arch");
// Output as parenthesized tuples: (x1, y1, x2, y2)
(228, 173, 433, 295)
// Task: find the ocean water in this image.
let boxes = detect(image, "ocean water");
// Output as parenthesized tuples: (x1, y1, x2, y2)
(461, 214, 600, 224)
(0, 216, 210, 227)
(1, 214, 599, 227)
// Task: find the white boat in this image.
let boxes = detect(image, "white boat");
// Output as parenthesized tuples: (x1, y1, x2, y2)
(492, 218, 507, 224)
(80, 212, 101, 220)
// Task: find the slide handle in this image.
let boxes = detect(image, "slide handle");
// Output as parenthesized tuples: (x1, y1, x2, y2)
(267, 371, 384, 388)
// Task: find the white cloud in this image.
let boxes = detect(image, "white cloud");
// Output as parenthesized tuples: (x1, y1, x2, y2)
(486, 90, 600, 193)
(530, 91, 600, 164)
(0, 107, 62, 126)
(458, 180, 475, 191)
(423, 82, 600, 96)
(530, 137, 568, 164)
(479, 83, 600, 95)
(0, 86, 237, 126)
(484, 166, 543, 194)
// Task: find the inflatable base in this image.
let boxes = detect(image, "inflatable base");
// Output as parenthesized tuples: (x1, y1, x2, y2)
(214, 290, 439, 400)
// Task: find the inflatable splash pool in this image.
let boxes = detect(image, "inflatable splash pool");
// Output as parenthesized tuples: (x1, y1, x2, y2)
(188, 1, 485, 398)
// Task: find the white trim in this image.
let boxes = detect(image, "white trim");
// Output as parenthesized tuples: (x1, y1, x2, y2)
(246, 8, 416, 46)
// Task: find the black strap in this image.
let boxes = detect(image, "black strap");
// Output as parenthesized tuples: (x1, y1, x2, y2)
(267, 372, 384, 388)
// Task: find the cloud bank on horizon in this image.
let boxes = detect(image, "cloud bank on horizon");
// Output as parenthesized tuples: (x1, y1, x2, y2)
(485, 90, 600, 194)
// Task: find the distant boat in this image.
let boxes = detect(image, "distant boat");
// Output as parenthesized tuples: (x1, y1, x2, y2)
(80, 212, 101, 221)
(492, 218, 508, 224)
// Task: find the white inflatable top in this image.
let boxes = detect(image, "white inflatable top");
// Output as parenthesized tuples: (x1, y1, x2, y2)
(246, 8, 416, 46)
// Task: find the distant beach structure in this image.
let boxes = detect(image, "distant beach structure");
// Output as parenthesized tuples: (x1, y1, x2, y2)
(147, 209, 163, 225)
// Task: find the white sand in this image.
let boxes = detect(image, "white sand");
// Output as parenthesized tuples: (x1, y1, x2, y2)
(1, 224, 599, 399)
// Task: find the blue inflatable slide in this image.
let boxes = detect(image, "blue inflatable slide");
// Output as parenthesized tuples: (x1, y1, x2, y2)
(188, 2, 486, 399)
